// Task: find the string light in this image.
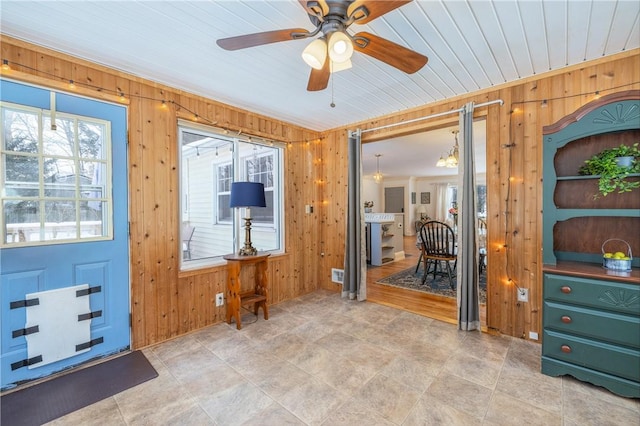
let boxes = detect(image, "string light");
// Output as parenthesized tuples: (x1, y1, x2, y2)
(0, 58, 328, 149)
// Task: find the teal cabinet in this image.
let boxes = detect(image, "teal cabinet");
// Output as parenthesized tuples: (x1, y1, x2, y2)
(542, 91, 640, 398)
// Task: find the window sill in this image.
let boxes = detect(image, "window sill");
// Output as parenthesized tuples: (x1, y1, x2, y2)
(179, 250, 287, 278)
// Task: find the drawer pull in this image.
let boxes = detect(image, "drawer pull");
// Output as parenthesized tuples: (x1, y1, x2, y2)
(561, 316, 572, 323)
(561, 345, 572, 353)
(560, 286, 572, 294)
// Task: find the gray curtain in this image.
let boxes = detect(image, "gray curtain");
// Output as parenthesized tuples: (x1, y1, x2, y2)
(457, 103, 481, 330)
(343, 129, 367, 301)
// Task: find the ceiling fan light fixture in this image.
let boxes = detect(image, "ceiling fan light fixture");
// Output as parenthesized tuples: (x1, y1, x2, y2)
(302, 38, 327, 69)
(330, 58, 352, 73)
(328, 31, 353, 64)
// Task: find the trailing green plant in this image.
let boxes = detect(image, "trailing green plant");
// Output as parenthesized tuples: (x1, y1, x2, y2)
(578, 143, 640, 197)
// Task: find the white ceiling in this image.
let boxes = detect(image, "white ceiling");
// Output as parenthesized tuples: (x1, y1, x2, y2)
(361, 120, 486, 179)
(1, 0, 638, 178)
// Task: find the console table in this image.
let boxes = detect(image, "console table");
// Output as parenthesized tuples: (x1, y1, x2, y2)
(223, 253, 270, 330)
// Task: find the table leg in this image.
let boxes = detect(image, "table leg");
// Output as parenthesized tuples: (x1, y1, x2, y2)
(226, 261, 242, 329)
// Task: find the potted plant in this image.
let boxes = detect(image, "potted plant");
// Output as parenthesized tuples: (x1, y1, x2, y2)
(578, 143, 640, 197)
(364, 201, 374, 213)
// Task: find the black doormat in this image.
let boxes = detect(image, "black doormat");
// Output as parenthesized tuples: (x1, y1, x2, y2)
(1, 350, 158, 426)
(376, 265, 487, 304)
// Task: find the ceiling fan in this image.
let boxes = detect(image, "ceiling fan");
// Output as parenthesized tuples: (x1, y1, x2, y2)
(216, 0, 428, 91)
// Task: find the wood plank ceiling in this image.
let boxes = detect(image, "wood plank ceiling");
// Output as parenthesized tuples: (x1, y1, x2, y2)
(1, 0, 638, 133)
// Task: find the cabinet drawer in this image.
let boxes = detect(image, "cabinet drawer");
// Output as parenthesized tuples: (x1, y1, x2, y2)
(543, 330, 640, 381)
(544, 301, 640, 348)
(544, 273, 640, 315)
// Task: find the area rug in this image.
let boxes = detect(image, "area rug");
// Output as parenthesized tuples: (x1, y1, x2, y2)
(376, 265, 487, 304)
(1, 350, 158, 426)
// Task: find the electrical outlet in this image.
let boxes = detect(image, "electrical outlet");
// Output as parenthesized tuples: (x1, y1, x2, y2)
(529, 331, 539, 340)
(215, 293, 224, 307)
(517, 288, 529, 302)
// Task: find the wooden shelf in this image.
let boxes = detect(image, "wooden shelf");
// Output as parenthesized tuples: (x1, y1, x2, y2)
(541, 91, 640, 398)
(240, 293, 267, 305)
(557, 173, 640, 181)
(543, 261, 640, 285)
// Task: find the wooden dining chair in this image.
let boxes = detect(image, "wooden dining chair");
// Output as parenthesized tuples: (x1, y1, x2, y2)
(414, 220, 426, 273)
(419, 220, 457, 288)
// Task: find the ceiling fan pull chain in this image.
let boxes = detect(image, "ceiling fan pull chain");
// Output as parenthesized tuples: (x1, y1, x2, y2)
(330, 69, 336, 108)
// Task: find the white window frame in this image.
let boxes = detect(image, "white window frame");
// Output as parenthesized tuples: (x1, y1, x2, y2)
(242, 150, 275, 227)
(178, 121, 284, 270)
(1, 101, 113, 247)
(216, 162, 233, 224)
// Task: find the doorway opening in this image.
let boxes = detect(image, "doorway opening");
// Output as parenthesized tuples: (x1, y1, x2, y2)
(362, 119, 488, 323)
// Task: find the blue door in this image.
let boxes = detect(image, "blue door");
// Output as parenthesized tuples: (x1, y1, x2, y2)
(1, 80, 129, 389)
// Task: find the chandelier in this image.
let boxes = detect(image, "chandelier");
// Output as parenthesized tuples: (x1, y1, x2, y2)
(373, 154, 383, 183)
(436, 130, 459, 168)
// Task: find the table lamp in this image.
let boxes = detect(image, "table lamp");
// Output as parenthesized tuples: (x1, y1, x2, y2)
(418, 205, 427, 220)
(229, 181, 266, 256)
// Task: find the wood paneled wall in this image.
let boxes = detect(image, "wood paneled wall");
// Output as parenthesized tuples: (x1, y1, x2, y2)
(1, 36, 322, 348)
(2, 35, 638, 345)
(318, 50, 640, 339)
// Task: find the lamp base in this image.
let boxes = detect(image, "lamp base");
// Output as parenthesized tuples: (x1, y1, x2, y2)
(238, 245, 258, 256)
(238, 216, 258, 256)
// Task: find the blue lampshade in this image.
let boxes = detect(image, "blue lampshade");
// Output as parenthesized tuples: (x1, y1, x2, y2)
(229, 182, 266, 208)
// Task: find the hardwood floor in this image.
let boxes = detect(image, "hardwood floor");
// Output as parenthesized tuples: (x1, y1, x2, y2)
(367, 235, 487, 325)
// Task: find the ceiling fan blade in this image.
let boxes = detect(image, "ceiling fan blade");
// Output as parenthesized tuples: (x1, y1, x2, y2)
(298, 0, 329, 17)
(307, 57, 330, 91)
(217, 28, 310, 51)
(353, 32, 427, 74)
(348, 0, 412, 24)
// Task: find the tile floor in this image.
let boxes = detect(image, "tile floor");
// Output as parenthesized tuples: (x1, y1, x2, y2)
(49, 290, 639, 425)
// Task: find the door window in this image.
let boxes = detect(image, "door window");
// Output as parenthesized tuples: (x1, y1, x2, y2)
(1, 103, 111, 246)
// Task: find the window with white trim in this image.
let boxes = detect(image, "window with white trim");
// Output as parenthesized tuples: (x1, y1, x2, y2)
(448, 184, 487, 217)
(179, 122, 283, 269)
(1, 102, 111, 246)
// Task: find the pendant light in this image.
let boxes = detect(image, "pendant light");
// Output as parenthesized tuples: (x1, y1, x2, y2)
(445, 131, 459, 168)
(373, 154, 383, 183)
(436, 130, 459, 168)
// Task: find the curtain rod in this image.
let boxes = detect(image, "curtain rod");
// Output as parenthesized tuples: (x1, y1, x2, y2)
(360, 99, 504, 134)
